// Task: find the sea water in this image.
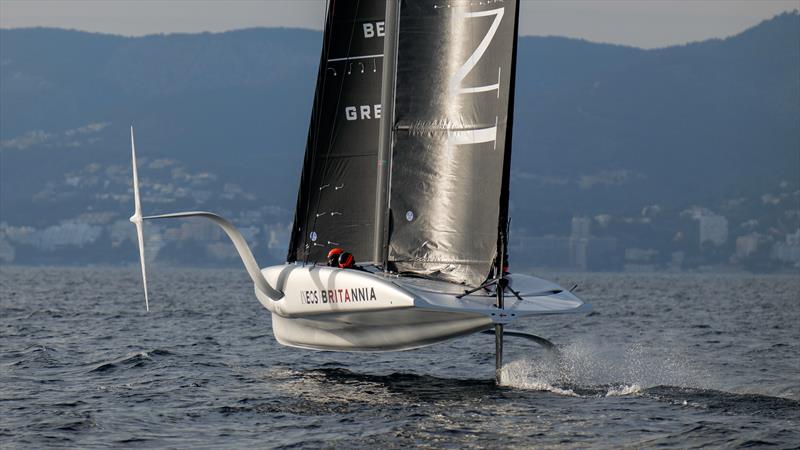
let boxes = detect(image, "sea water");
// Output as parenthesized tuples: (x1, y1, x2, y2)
(1, 266, 798, 448)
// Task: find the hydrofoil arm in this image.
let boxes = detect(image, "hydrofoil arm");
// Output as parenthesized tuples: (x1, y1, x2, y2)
(142, 211, 283, 300)
(481, 329, 555, 351)
(128, 126, 284, 310)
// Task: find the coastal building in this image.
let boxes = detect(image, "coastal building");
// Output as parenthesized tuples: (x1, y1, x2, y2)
(699, 214, 728, 246)
(571, 216, 591, 239)
(0, 238, 14, 263)
(569, 216, 591, 270)
(510, 236, 572, 269)
(771, 229, 800, 266)
(736, 233, 760, 259)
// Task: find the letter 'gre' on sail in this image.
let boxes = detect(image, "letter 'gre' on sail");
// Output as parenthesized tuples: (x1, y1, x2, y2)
(386, 0, 519, 287)
(288, 2, 386, 264)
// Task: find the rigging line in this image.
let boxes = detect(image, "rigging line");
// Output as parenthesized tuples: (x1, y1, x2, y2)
(305, 0, 363, 264)
(301, 0, 336, 264)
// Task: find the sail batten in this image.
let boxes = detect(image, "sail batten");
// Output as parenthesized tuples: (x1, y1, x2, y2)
(327, 54, 384, 62)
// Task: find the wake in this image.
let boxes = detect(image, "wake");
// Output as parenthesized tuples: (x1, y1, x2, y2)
(499, 339, 708, 397)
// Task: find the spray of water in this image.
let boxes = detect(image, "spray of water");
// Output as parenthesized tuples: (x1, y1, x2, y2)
(500, 338, 709, 397)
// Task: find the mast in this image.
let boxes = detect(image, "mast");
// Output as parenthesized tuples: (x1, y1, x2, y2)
(496, 0, 520, 277)
(373, 0, 399, 267)
(494, 0, 520, 385)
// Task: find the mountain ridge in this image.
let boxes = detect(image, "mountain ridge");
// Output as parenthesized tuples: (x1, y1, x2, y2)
(1, 11, 797, 269)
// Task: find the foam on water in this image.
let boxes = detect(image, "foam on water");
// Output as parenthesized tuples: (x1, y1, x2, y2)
(605, 384, 643, 397)
(500, 338, 708, 396)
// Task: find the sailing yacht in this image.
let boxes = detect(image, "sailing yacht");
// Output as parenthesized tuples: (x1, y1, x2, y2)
(129, 0, 590, 382)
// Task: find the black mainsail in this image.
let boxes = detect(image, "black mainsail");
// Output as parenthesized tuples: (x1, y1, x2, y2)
(288, 1, 387, 264)
(290, 0, 519, 288)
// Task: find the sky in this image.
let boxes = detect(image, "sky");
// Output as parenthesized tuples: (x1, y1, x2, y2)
(0, 0, 798, 49)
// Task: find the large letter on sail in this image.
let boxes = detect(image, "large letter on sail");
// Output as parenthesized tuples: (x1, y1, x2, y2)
(447, 7, 504, 147)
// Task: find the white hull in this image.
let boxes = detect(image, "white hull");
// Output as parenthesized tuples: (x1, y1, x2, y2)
(271, 311, 492, 351)
(257, 264, 589, 351)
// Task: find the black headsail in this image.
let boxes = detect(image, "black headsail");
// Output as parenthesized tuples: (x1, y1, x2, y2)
(382, 0, 520, 286)
(288, 1, 386, 264)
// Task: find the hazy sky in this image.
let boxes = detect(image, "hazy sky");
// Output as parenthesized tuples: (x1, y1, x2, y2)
(1, 0, 797, 49)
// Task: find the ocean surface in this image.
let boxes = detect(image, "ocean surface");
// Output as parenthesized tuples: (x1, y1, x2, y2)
(1, 266, 798, 448)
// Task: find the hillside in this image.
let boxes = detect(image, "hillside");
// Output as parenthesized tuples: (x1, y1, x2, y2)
(1, 12, 798, 270)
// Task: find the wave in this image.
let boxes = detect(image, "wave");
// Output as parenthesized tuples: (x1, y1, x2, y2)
(644, 386, 800, 420)
(264, 367, 497, 403)
(497, 339, 800, 419)
(6, 344, 62, 368)
(89, 348, 175, 373)
(258, 366, 798, 421)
